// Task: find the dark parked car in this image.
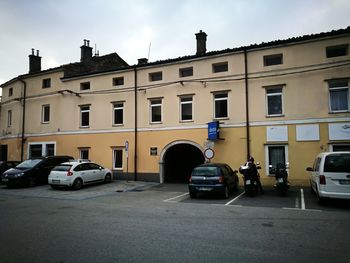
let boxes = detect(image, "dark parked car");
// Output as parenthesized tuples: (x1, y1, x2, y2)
(0, 161, 21, 178)
(1, 156, 73, 187)
(188, 163, 239, 199)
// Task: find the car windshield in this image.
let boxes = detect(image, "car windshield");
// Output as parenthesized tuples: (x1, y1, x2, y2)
(16, 159, 42, 169)
(192, 167, 219, 176)
(52, 164, 72, 171)
(324, 154, 350, 173)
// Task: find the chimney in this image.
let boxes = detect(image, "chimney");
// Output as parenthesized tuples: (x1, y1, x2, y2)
(80, 39, 93, 62)
(195, 30, 207, 55)
(29, 48, 41, 73)
(138, 58, 148, 65)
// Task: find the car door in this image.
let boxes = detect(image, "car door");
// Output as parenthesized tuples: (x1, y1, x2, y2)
(74, 163, 90, 183)
(88, 163, 103, 181)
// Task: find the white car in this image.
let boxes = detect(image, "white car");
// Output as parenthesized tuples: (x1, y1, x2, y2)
(48, 160, 112, 190)
(307, 152, 350, 203)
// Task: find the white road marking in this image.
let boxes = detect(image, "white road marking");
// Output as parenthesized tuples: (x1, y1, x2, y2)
(300, 188, 306, 210)
(163, 192, 189, 202)
(225, 191, 245, 206)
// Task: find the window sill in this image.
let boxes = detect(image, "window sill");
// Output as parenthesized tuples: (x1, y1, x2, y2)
(79, 126, 90, 129)
(150, 122, 162, 125)
(112, 168, 123, 171)
(266, 114, 285, 118)
(41, 122, 50, 124)
(113, 124, 124, 127)
(180, 120, 194, 123)
(214, 117, 229, 121)
(329, 110, 350, 114)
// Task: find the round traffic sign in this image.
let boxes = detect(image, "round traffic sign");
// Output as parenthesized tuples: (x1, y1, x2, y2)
(204, 148, 215, 159)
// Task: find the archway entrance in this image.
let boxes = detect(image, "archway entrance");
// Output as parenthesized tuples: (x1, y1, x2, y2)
(162, 142, 205, 183)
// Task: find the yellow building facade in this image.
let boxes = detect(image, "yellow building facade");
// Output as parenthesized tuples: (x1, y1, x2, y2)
(1, 28, 350, 185)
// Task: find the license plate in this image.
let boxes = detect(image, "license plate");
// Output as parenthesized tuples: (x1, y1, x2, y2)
(278, 178, 284, 183)
(245, 180, 251, 185)
(52, 180, 60, 184)
(339, 180, 350, 185)
(198, 187, 213, 191)
(2, 178, 8, 182)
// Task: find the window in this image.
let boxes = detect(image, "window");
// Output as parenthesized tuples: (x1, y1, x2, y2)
(8, 88, 13, 97)
(42, 105, 50, 123)
(28, 142, 56, 158)
(79, 148, 89, 160)
(150, 99, 162, 123)
(330, 144, 350, 152)
(264, 54, 283, 66)
(214, 92, 228, 119)
(329, 80, 349, 112)
(326, 44, 348, 58)
(113, 149, 123, 169)
(80, 82, 90, 90)
(42, 78, 51, 88)
(149, 72, 162, 82)
(266, 86, 283, 116)
(113, 102, 124, 125)
(266, 145, 288, 175)
(113, 77, 124, 86)
(179, 67, 193, 78)
(180, 96, 193, 121)
(212, 62, 228, 73)
(80, 105, 90, 127)
(7, 110, 12, 127)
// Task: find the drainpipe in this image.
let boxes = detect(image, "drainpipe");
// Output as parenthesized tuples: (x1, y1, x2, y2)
(244, 49, 251, 159)
(134, 66, 138, 181)
(19, 78, 27, 162)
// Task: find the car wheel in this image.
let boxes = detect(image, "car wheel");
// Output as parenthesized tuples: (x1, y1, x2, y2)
(223, 185, 229, 199)
(28, 177, 37, 187)
(104, 173, 112, 183)
(72, 178, 83, 190)
(189, 191, 197, 198)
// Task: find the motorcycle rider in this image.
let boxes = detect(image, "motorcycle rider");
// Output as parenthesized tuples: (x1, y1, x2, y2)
(247, 156, 264, 194)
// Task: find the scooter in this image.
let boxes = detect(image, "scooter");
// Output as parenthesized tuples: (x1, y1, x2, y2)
(239, 162, 262, 196)
(270, 163, 289, 196)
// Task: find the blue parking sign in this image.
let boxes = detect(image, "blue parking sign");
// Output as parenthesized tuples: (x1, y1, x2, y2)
(208, 121, 219, 140)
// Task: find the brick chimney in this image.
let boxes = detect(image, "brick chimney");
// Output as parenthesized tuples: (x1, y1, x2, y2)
(29, 49, 41, 73)
(195, 30, 207, 55)
(80, 39, 93, 62)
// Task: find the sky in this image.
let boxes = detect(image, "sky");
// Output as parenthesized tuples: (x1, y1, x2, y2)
(0, 0, 349, 89)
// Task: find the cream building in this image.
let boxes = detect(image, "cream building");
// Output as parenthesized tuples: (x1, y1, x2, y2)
(1, 28, 350, 185)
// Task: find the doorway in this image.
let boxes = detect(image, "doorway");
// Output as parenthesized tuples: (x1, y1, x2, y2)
(161, 142, 204, 183)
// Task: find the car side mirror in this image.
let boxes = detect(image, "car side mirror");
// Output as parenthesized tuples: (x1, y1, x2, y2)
(306, 167, 313, 172)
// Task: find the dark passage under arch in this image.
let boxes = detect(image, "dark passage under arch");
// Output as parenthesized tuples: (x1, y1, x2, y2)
(163, 143, 205, 183)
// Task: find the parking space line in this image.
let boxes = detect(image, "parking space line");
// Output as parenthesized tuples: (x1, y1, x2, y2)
(300, 188, 306, 210)
(225, 191, 245, 206)
(163, 192, 188, 202)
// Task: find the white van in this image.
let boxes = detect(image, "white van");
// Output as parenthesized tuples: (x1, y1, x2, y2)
(307, 152, 350, 203)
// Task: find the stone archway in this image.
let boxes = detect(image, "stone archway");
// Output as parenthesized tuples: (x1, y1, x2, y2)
(159, 141, 204, 183)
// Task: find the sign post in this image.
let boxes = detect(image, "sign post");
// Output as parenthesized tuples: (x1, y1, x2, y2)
(125, 141, 129, 180)
(204, 148, 215, 163)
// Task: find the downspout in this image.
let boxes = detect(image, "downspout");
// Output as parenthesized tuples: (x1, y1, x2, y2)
(19, 78, 27, 162)
(134, 66, 138, 181)
(244, 49, 251, 159)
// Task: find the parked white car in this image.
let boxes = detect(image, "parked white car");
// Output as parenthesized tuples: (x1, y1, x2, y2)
(48, 160, 112, 190)
(306, 152, 350, 203)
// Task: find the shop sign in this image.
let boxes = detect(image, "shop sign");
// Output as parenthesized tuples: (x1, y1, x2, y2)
(208, 121, 220, 140)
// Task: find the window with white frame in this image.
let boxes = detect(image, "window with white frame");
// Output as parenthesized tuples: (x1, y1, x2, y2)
(113, 148, 123, 170)
(180, 96, 193, 121)
(265, 145, 288, 175)
(266, 86, 283, 116)
(80, 105, 90, 127)
(214, 92, 228, 119)
(7, 110, 12, 127)
(42, 104, 50, 123)
(113, 102, 124, 125)
(28, 142, 56, 158)
(150, 98, 162, 123)
(329, 80, 349, 112)
(79, 148, 89, 160)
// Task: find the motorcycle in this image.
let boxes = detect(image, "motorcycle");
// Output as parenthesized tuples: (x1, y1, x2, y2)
(239, 162, 262, 196)
(270, 163, 289, 196)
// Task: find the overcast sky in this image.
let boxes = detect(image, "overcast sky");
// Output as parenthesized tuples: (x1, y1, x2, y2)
(0, 0, 349, 88)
